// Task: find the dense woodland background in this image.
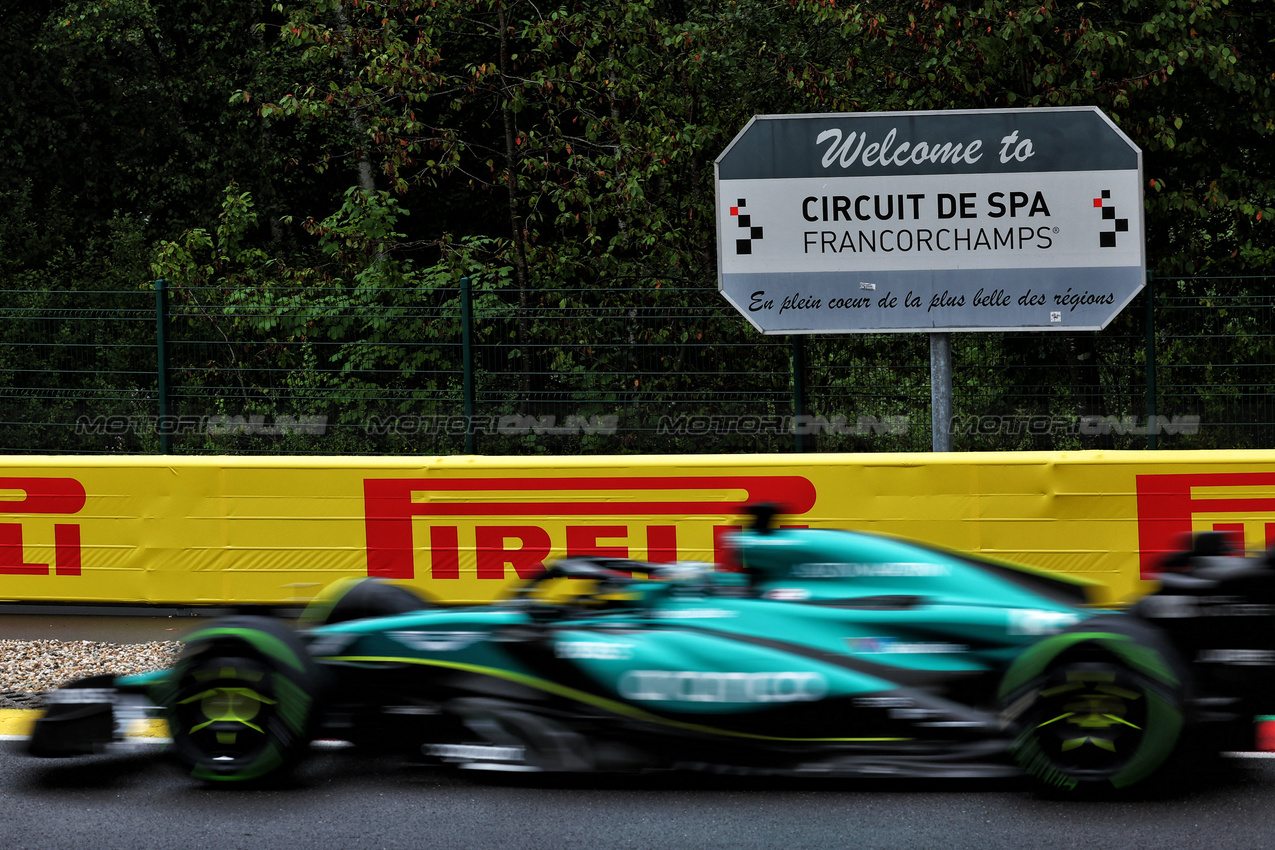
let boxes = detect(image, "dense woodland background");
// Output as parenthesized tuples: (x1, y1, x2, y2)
(1, 0, 1272, 455)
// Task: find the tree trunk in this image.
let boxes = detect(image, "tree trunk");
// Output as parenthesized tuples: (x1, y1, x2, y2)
(498, 1, 534, 411)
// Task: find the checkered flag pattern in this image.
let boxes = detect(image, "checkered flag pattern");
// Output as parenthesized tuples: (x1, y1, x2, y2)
(730, 199, 763, 254)
(1093, 190, 1129, 248)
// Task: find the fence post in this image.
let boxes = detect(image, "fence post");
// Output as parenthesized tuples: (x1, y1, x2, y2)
(791, 335, 806, 453)
(461, 276, 476, 454)
(930, 332, 954, 452)
(1145, 272, 1156, 450)
(154, 278, 170, 455)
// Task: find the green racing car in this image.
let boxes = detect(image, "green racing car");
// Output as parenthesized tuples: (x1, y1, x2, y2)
(28, 505, 1275, 794)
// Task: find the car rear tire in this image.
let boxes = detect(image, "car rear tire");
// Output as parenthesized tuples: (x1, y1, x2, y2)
(299, 577, 431, 626)
(998, 617, 1186, 794)
(157, 616, 322, 784)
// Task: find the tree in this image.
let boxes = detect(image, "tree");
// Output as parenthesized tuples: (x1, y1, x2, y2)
(5, 0, 1273, 454)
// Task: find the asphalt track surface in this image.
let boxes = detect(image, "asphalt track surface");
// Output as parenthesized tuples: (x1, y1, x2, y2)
(6, 745, 1275, 850)
(6, 614, 1275, 850)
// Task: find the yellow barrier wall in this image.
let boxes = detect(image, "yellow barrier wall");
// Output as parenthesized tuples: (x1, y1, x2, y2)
(3, 451, 1275, 607)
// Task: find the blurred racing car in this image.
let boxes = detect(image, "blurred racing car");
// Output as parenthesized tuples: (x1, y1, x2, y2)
(28, 506, 1275, 794)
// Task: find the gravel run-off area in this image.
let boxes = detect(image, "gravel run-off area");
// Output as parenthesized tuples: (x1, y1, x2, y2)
(0, 639, 182, 708)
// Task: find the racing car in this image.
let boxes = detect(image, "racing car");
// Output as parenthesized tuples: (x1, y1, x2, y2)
(27, 505, 1275, 794)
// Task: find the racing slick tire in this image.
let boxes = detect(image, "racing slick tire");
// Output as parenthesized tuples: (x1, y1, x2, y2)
(156, 616, 323, 784)
(998, 616, 1187, 795)
(299, 577, 431, 626)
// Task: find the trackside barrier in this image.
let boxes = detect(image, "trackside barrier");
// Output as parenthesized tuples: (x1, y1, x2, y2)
(2, 451, 1275, 607)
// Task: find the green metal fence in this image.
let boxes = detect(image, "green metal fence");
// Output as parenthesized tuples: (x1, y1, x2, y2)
(2, 276, 1273, 455)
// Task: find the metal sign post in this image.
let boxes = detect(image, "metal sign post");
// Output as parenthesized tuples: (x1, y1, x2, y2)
(930, 332, 953, 452)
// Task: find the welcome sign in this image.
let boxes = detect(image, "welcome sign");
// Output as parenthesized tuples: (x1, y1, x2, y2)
(715, 107, 1145, 333)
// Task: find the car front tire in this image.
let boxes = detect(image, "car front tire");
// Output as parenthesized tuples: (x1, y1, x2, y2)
(156, 616, 322, 784)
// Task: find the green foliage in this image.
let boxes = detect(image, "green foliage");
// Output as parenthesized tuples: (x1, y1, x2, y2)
(0, 182, 157, 452)
(784, 0, 1275, 274)
(1, 0, 1273, 454)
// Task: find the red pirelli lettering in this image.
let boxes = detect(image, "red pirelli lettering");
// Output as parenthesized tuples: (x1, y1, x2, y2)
(54, 524, 81, 576)
(645, 525, 677, 564)
(0, 477, 86, 514)
(0, 477, 87, 576)
(1136, 471, 1275, 577)
(364, 475, 817, 579)
(429, 526, 460, 580)
(566, 526, 628, 559)
(475, 525, 551, 580)
(0, 525, 47, 574)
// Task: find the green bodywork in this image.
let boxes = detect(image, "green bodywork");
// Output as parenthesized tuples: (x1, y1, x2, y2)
(302, 528, 1102, 740)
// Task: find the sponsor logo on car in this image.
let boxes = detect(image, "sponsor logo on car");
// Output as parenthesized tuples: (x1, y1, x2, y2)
(555, 641, 634, 660)
(846, 637, 968, 654)
(650, 608, 738, 619)
(762, 588, 811, 601)
(389, 630, 485, 652)
(618, 670, 828, 704)
(790, 562, 951, 579)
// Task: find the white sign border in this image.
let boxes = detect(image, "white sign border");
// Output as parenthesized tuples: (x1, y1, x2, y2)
(714, 107, 1146, 334)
